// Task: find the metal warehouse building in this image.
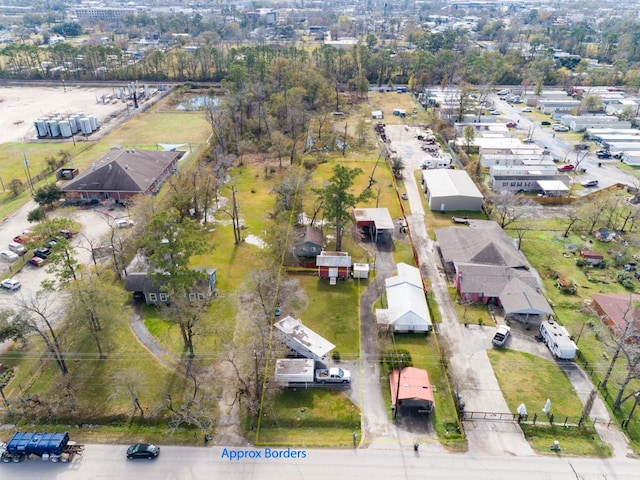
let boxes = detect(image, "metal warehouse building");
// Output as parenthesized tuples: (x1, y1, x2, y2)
(422, 169, 484, 212)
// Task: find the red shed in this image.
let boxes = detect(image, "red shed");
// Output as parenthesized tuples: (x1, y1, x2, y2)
(316, 251, 352, 283)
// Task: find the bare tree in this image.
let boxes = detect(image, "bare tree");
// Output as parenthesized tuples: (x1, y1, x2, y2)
(65, 269, 123, 360)
(165, 360, 216, 432)
(159, 294, 209, 359)
(488, 191, 535, 229)
(562, 207, 583, 237)
(600, 296, 637, 389)
(17, 291, 69, 376)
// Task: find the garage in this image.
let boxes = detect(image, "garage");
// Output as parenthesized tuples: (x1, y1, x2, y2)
(422, 169, 484, 212)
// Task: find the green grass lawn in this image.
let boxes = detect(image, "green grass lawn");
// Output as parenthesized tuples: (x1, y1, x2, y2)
(488, 349, 583, 419)
(254, 388, 360, 446)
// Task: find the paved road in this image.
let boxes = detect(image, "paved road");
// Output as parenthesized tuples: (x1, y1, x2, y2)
(2, 443, 638, 480)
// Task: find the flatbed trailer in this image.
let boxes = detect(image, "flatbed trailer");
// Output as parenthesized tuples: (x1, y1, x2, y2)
(1, 432, 84, 463)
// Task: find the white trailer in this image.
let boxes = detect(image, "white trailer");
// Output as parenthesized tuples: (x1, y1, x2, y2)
(274, 315, 335, 361)
(539, 320, 577, 360)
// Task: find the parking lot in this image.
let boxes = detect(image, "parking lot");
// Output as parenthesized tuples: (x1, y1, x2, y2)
(0, 199, 132, 311)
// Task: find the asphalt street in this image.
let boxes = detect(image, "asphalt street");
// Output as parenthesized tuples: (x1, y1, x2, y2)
(1, 443, 637, 480)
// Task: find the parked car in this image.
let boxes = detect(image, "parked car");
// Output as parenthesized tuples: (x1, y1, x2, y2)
(611, 151, 624, 160)
(581, 179, 599, 187)
(523, 138, 535, 144)
(552, 124, 569, 132)
(8, 241, 27, 255)
(115, 219, 134, 228)
(29, 256, 44, 267)
(401, 193, 408, 200)
(126, 443, 160, 460)
(490, 110, 501, 115)
(541, 120, 551, 126)
(597, 151, 612, 159)
(522, 107, 533, 112)
(574, 143, 589, 151)
(1, 278, 21, 291)
(13, 234, 30, 244)
(557, 164, 575, 172)
(0, 250, 19, 263)
(33, 247, 51, 259)
(506, 121, 517, 128)
(58, 229, 73, 239)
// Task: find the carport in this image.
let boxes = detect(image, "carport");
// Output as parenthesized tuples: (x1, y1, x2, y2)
(537, 180, 569, 197)
(499, 278, 554, 324)
(353, 208, 395, 242)
(390, 367, 434, 416)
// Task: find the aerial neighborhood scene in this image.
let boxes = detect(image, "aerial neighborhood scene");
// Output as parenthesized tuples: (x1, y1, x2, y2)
(1, 0, 640, 478)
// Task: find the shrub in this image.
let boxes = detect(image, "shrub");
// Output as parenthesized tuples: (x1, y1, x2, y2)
(381, 348, 413, 375)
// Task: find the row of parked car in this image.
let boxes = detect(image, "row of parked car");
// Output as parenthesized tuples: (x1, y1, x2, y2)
(0, 229, 77, 291)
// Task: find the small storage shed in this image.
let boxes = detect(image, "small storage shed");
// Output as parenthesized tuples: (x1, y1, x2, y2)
(352, 263, 370, 279)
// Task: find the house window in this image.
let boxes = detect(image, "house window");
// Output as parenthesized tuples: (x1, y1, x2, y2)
(502, 182, 508, 187)
(188, 293, 197, 301)
(197, 293, 205, 301)
(510, 182, 516, 187)
(310, 246, 316, 252)
(148, 293, 157, 302)
(159, 293, 168, 302)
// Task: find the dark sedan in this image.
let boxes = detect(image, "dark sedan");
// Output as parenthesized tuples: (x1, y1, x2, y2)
(126, 443, 160, 460)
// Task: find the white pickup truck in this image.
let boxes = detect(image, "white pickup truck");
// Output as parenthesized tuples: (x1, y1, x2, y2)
(275, 359, 351, 386)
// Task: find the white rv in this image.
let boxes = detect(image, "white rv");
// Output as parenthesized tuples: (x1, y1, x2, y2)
(539, 319, 577, 360)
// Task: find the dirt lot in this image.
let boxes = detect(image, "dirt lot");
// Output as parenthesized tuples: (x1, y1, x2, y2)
(0, 85, 132, 144)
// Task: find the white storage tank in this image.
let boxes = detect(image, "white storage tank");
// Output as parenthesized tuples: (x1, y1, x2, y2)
(34, 119, 48, 137)
(69, 115, 79, 133)
(88, 115, 98, 131)
(59, 120, 72, 138)
(47, 120, 60, 137)
(79, 117, 92, 135)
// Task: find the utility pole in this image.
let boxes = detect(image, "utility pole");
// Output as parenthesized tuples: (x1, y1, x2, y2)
(23, 154, 34, 194)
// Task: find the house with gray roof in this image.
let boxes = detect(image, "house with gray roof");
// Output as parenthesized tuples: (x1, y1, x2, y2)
(293, 226, 324, 258)
(62, 148, 183, 203)
(124, 267, 217, 305)
(436, 220, 553, 322)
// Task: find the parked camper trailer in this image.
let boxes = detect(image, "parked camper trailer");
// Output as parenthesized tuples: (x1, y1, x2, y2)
(539, 320, 577, 360)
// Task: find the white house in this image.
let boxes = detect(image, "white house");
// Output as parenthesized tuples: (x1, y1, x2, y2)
(376, 263, 431, 332)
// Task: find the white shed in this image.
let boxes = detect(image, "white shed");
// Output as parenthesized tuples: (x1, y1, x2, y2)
(352, 263, 370, 279)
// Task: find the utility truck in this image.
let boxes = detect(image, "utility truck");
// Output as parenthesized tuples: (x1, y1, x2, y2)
(1, 432, 84, 463)
(275, 358, 351, 386)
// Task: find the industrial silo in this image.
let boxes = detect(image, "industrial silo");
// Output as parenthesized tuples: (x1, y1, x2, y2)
(69, 115, 79, 133)
(79, 117, 92, 135)
(59, 120, 72, 138)
(34, 119, 48, 137)
(47, 120, 60, 137)
(88, 115, 98, 131)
